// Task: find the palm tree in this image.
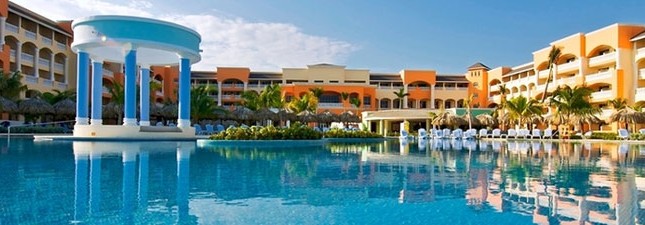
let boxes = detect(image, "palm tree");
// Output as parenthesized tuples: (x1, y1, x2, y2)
(191, 85, 225, 123)
(540, 46, 562, 103)
(308, 87, 324, 98)
(258, 84, 283, 109)
(42, 89, 76, 105)
(505, 95, 543, 129)
(608, 98, 628, 110)
(288, 92, 318, 114)
(393, 88, 409, 109)
(341, 92, 349, 110)
(349, 97, 361, 115)
(106, 82, 125, 122)
(497, 84, 510, 130)
(240, 90, 260, 111)
(549, 85, 600, 133)
(0, 71, 28, 101)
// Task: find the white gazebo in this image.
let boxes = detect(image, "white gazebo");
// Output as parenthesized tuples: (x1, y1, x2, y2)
(70, 15, 201, 140)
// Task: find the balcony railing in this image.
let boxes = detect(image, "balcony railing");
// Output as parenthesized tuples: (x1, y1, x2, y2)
(24, 30, 37, 40)
(637, 88, 645, 102)
(42, 79, 53, 87)
(54, 62, 64, 72)
(639, 69, 645, 80)
(588, 52, 616, 66)
(637, 47, 645, 60)
(556, 61, 578, 72)
(38, 58, 50, 67)
(585, 70, 612, 83)
(102, 87, 109, 94)
(56, 42, 66, 50)
(537, 69, 550, 79)
(489, 85, 499, 92)
(56, 82, 68, 89)
(590, 90, 612, 101)
(21, 53, 34, 62)
(156, 90, 163, 96)
(102, 68, 114, 77)
(559, 76, 577, 85)
(5, 23, 18, 33)
(9, 49, 15, 60)
(41, 36, 53, 45)
(25, 75, 38, 84)
(318, 103, 343, 108)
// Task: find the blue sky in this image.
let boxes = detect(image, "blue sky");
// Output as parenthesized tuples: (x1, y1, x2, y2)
(13, 0, 645, 73)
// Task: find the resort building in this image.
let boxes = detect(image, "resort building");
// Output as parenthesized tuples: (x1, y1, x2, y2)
(486, 23, 645, 130)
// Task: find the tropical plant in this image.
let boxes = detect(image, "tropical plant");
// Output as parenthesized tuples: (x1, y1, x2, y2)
(106, 82, 125, 122)
(540, 46, 562, 103)
(288, 92, 318, 114)
(393, 88, 409, 109)
(349, 97, 361, 112)
(240, 90, 260, 111)
(340, 92, 349, 106)
(505, 95, 543, 129)
(42, 89, 76, 105)
(549, 85, 600, 132)
(309, 87, 324, 98)
(497, 84, 510, 130)
(608, 98, 628, 110)
(0, 71, 28, 101)
(258, 84, 283, 109)
(191, 85, 225, 123)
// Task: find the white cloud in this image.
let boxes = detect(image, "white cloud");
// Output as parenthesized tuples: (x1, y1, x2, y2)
(12, 0, 356, 71)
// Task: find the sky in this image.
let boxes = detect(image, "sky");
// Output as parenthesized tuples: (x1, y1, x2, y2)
(11, 0, 645, 73)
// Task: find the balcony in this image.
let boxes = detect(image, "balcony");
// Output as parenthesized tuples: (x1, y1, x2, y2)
(41, 36, 53, 45)
(559, 76, 577, 86)
(636, 47, 645, 60)
(56, 42, 66, 50)
(639, 69, 645, 80)
(24, 75, 38, 84)
(585, 70, 612, 83)
(21, 53, 34, 63)
(9, 49, 15, 61)
(24, 30, 37, 40)
(56, 82, 68, 89)
(556, 61, 578, 73)
(5, 23, 18, 33)
(42, 79, 53, 87)
(597, 109, 613, 120)
(637, 88, 645, 102)
(38, 58, 50, 67)
(102, 87, 109, 94)
(54, 62, 64, 72)
(489, 85, 499, 93)
(537, 69, 550, 79)
(156, 90, 164, 96)
(588, 52, 616, 67)
(590, 90, 612, 101)
(102, 68, 114, 77)
(318, 102, 343, 108)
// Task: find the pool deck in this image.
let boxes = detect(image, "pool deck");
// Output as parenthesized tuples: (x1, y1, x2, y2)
(17, 134, 211, 141)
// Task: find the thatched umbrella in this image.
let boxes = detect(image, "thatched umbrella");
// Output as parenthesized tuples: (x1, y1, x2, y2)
(102, 102, 123, 119)
(254, 108, 278, 121)
(339, 111, 360, 123)
(0, 96, 18, 113)
(317, 110, 338, 123)
(462, 113, 481, 128)
(476, 114, 496, 127)
(52, 99, 76, 116)
(277, 109, 296, 121)
(232, 106, 253, 120)
(297, 110, 317, 123)
(18, 98, 54, 122)
(432, 111, 465, 128)
(160, 103, 178, 118)
(608, 107, 645, 130)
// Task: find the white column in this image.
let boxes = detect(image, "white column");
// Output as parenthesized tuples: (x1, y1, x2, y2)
(430, 84, 435, 109)
(63, 57, 69, 84)
(49, 53, 55, 81)
(403, 84, 409, 109)
(0, 17, 6, 46)
(33, 47, 39, 77)
(243, 81, 248, 90)
(217, 81, 222, 106)
(15, 41, 21, 70)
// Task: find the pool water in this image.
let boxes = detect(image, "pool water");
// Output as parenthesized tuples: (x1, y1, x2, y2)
(1, 138, 644, 224)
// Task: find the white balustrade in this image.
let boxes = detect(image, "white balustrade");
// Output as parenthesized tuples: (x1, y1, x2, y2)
(25, 75, 38, 84)
(42, 79, 53, 86)
(56, 42, 66, 50)
(590, 90, 612, 100)
(588, 52, 615, 66)
(54, 62, 64, 72)
(56, 82, 68, 89)
(21, 53, 34, 62)
(41, 36, 53, 45)
(537, 69, 549, 79)
(5, 23, 18, 33)
(25, 30, 37, 40)
(585, 70, 612, 83)
(38, 58, 49, 67)
(557, 61, 578, 72)
(318, 103, 343, 108)
(636, 88, 645, 102)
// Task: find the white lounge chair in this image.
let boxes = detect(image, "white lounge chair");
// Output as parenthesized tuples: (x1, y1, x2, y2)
(517, 129, 530, 139)
(442, 128, 452, 139)
(478, 129, 488, 139)
(479, 141, 489, 151)
(488, 129, 501, 138)
(530, 129, 541, 139)
(418, 128, 428, 140)
(463, 129, 476, 139)
(639, 129, 645, 135)
(502, 129, 516, 138)
(542, 129, 553, 139)
(491, 141, 502, 152)
(451, 129, 463, 139)
(617, 129, 629, 140)
(432, 129, 443, 139)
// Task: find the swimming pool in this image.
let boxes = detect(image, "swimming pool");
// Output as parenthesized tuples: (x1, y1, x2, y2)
(0, 138, 643, 224)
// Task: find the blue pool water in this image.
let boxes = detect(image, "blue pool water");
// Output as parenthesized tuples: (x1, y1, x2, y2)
(0, 138, 644, 224)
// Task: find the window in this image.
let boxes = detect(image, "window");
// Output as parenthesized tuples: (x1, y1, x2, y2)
(329, 80, 339, 83)
(314, 80, 323, 83)
(363, 97, 371, 105)
(599, 49, 610, 55)
(566, 58, 575, 63)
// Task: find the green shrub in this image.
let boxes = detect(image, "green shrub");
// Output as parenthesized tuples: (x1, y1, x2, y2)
(324, 129, 382, 138)
(210, 122, 322, 140)
(0, 126, 66, 133)
(590, 132, 618, 140)
(630, 133, 645, 141)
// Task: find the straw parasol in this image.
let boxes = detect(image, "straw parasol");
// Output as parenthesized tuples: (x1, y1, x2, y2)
(52, 99, 76, 116)
(431, 111, 465, 127)
(317, 110, 338, 123)
(254, 108, 278, 121)
(297, 110, 317, 123)
(339, 111, 361, 123)
(232, 106, 254, 120)
(18, 98, 54, 115)
(277, 108, 296, 122)
(476, 114, 496, 127)
(0, 96, 18, 113)
(462, 113, 481, 127)
(608, 107, 645, 130)
(102, 102, 123, 119)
